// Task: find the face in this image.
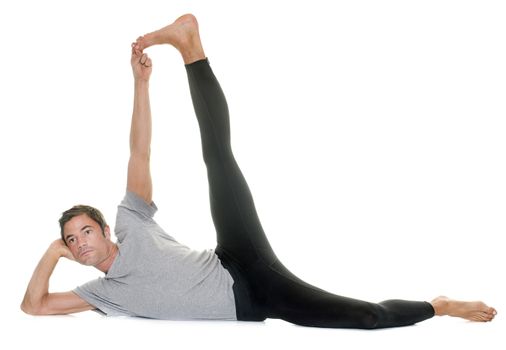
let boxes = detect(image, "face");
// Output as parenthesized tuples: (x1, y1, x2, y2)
(63, 213, 112, 266)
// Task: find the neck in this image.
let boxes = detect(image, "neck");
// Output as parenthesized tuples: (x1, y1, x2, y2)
(95, 243, 118, 273)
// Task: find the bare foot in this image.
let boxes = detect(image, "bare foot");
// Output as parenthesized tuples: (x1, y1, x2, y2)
(134, 14, 205, 64)
(431, 296, 497, 322)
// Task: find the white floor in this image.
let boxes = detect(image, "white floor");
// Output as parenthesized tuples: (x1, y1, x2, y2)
(6, 307, 504, 350)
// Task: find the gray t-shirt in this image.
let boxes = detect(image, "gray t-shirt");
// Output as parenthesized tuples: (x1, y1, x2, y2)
(73, 191, 237, 320)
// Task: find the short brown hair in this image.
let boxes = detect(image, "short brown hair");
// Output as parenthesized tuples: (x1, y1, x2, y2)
(59, 205, 107, 243)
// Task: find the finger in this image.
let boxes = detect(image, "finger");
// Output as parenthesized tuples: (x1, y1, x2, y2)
(132, 47, 142, 58)
(135, 37, 144, 48)
(145, 58, 152, 67)
(131, 45, 139, 55)
(139, 53, 148, 65)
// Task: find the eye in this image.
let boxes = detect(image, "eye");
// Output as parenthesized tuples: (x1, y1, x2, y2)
(85, 229, 92, 235)
(68, 238, 75, 244)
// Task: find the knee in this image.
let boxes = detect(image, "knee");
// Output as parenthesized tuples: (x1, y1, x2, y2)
(358, 304, 381, 329)
(202, 146, 233, 168)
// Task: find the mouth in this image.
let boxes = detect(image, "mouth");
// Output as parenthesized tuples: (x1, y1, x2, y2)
(79, 249, 93, 258)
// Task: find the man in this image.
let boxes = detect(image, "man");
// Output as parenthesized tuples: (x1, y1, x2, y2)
(21, 14, 497, 327)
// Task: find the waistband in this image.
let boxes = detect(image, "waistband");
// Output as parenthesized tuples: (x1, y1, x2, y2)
(215, 246, 266, 322)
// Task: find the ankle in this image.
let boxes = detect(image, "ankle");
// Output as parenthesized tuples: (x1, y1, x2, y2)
(182, 50, 206, 65)
(178, 35, 205, 64)
(431, 296, 449, 316)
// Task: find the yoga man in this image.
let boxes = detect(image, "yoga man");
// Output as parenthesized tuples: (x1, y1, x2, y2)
(21, 14, 497, 328)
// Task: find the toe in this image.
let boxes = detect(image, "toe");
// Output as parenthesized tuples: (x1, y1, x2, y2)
(476, 312, 491, 322)
(483, 311, 496, 321)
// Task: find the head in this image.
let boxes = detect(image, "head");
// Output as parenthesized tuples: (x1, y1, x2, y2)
(59, 205, 114, 266)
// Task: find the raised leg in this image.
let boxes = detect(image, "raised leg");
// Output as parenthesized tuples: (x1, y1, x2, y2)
(135, 14, 279, 266)
(184, 57, 279, 267)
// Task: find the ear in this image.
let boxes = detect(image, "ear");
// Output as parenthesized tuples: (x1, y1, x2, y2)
(104, 225, 111, 240)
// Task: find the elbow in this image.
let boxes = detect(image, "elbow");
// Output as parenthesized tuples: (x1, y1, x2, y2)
(20, 299, 45, 316)
(20, 301, 35, 315)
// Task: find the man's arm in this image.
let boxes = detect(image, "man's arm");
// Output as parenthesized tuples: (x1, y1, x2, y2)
(21, 239, 94, 315)
(127, 46, 153, 204)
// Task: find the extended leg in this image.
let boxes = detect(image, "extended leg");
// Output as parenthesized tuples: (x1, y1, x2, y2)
(271, 281, 435, 329)
(267, 272, 496, 327)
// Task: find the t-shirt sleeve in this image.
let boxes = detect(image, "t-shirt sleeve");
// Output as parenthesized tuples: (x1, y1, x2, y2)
(115, 191, 158, 241)
(73, 278, 133, 317)
(119, 190, 158, 218)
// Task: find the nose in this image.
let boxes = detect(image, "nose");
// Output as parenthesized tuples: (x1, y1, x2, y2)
(77, 237, 88, 251)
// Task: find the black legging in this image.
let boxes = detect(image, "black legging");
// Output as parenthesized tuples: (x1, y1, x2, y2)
(185, 58, 435, 329)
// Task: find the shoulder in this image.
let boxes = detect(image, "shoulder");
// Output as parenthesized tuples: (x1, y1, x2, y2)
(115, 191, 159, 240)
(119, 190, 158, 219)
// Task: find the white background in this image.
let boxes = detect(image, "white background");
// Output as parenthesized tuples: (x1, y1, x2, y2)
(1, 0, 504, 349)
